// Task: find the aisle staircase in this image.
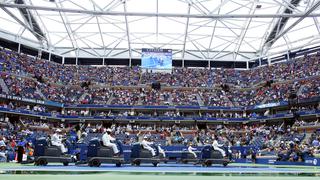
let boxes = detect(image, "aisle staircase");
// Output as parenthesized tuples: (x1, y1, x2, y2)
(301, 133, 312, 144)
(137, 96, 143, 105)
(196, 94, 204, 106)
(168, 94, 173, 105)
(221, 91, 234, 106)
(36, 87, 47, 100)
(297, 85, 305, 96)
(260, 96, 268, 104)
(79, 92, 89, 102)
(0, 78, 9, 94)
(107, 93, 114, 104)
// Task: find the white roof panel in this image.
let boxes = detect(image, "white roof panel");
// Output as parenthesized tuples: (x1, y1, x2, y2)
(0, 0, 318, 61)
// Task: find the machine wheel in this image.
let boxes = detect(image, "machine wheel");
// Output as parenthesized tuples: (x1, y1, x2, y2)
(152, 162, 158, 167)
(134, 160, 141, 166)
(202, 161, 212, 167)
(38, 159, 48, 166)
(63, 162, 69, 166)
(88, 161, 93, 167)
(182, 160, 188, 164)
(91, 159, 101, 167)
(206, 162, 212, 167)
(223, 162, 228, 167)
(115, 162, 121, 167)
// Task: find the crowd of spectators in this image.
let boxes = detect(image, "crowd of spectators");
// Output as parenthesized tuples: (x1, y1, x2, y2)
(2, 74, 42, 100)
(139, 88, 171, 106)
(81, 88, 113, 105)
(110, 89, 140, 105)
(307, 131, 320, 151)
(1, 116, 319, 163)
(1, 47, 320, 164)
(0, 48, 319, 107)
(200, 89, 233, 107)
(171, 89, 199, 106)
(299, 77, 320, 99)
(141, 68, 212, 87)
(40, 83, 84, 104)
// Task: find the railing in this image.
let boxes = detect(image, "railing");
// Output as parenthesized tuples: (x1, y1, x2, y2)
(1, 93, 319, 111)
(0, 106, 319, 122)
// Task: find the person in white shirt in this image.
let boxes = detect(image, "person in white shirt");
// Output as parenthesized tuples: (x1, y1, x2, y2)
(102, 128, 119, 156)
(188, 142, 197, 158)
(51, 129, 67, 153)
(141, 136, 155, 157)
(0, 137, 7, 162)
(212, 135, 226, 157)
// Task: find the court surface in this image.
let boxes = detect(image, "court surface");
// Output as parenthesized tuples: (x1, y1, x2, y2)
(0, 163, 319, 180)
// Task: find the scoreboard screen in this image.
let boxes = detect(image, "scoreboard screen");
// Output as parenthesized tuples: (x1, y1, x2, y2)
(141, 48, 172, 69)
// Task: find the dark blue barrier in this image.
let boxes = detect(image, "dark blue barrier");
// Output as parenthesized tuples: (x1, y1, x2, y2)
(64, 104, 246, 110)
(0, 94, 63, 107)
(124, 145, 320, 166)
(233, 157, 320, 166)
(45, 100, 64, 107)
(1, 92, 319, 112)
(175, 106, 200, 109)
(299, 110, 320, 115)
(0, 107, 319, 122)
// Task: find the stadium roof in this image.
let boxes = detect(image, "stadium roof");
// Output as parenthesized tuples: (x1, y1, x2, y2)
(1, 0, 320, 62)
